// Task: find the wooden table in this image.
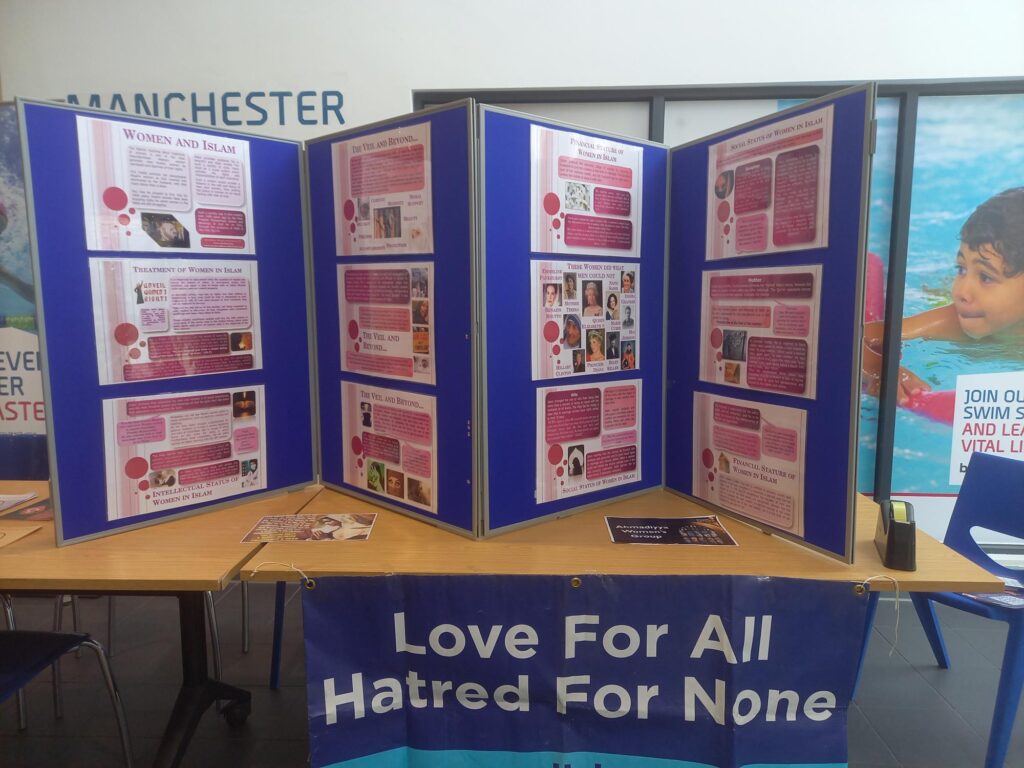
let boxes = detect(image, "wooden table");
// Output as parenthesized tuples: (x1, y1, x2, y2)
(241, 488, 1000, 593)
(0, 481, 320, 767)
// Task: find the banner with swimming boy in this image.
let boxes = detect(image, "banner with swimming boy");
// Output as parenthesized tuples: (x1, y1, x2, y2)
(304, 575, 867, 768)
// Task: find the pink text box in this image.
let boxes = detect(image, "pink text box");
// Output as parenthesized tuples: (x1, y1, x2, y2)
(772, 145, 819, 247)
(735, 214, 768, 254)
(151, 441, 232, 470)
(709, 273, 815, 300)
(124, 354, 253, 382)
(557, 156, 633, 189)
(234, 426, 260, 454)
(126, 393, 232, 417)
(734, 158, 772, 214)
(148, 332, 230, 361)
(710, 305, 772, 328)
(116, 416, 166, 446)
(593, 187, 631, 216)
(345, 269, 411, 304)
(763, 423, 799, 462)
(586, 445, 637, 480)
(712, 401, 761, 430)
(603, 385, 637, 430)
(773, 305, 812, 337)
(564, 214, 632, 251)
(747, 337, 808, 395)
(169, 276, 251, 332)
(195, 208, 247, 236)
(402, 444, 432, 478)
(199, 237, 245, 249)
(375, 404, 432, 446)
(713, 424, 762, 460)
(179, 460, 240, 485)
(545, 388, 602, 444)
(357, 305, 412, 332)
(345, 351, 413, 378)
(362, 431, 401, 464)
(601, 429, 638, 449)
(349, 144, 425, 196)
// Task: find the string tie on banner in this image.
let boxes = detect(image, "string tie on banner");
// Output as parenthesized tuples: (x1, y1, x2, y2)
(248, 561, 316, 590)
(858, 575, 901, 655)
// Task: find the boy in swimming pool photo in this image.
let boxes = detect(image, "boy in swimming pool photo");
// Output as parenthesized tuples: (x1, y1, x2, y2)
(863, 187, 1024, 403)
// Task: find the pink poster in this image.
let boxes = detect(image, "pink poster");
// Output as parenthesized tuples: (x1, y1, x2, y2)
(338, 262, 434, 384)
(77, 117, 255, 254)
(692, 392, 806, 537)
(102, 386, 267, 520)
(333, 123, 434, 256)
(530, 260, 638, 379)
(536, 380, 642, 502)
(89, 258, 262, 385)
(699, 266, 821, 398)
(341, 381, 437, 513)
(706, 106, 832, 260)
(531, 126, 643, 257)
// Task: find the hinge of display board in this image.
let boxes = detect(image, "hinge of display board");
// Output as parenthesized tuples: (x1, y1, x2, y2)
(869, 119, 877, 156)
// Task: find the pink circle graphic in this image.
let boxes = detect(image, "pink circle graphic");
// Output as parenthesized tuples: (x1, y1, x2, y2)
(717, 201, 731, 223)
(128, 348, 141, 360)
(113, 323, 140, 346)
(126, 231, 132, 236)
(543, 193, 561, 215)
(556, 234, 561, 240)
(351, 436, 363, 455)
(547, 444, 564, 465)
(708, 472, 715, 482)
(124, 457, 149, 479)
(556, 466, 564, 477)
(139, 340, 147, 348)
(138, 480, 150, 491)
(350, 223, 356, 233)
(348, 320, 359, 340)
(102, 186, 129, 211)
(716, 351, 723, 361)
(709, 327, 723, 349)
(724, 224, 731, 235)
(129, 208, 136, 214)
(354, 342, 361, 353)
(701, 448, 714, 469)
(118, 214, 131, 226)
(552, 345, 560, 355)
(343, 199, 356, 221)
(357, 458, 363, 468)
(552, 219, 561, 230)
(543, 320, 560, 343)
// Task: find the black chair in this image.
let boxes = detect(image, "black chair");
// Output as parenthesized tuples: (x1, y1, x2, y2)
(0, 630, 132, 767)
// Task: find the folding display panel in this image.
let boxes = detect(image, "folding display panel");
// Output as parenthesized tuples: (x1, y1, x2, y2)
(479, 107, 667, 534)
(307, 102, 476, 534)
(20, 99, 315, 544)
(664, 84, 875, 562)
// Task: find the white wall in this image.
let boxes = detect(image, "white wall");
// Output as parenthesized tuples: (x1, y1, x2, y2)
(2, 0, 1023, 139)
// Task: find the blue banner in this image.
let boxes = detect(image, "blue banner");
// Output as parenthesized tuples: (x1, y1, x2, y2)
(303, 575, 868, 768)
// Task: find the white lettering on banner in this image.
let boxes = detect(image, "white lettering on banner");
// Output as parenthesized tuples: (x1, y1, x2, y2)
(393, 612, 539, 659)
(63, 90, 345, 129)
(0, 327, 46, 435)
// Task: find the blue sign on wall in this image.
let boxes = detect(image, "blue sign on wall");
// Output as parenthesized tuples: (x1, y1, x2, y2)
(304, 575, 869, 768)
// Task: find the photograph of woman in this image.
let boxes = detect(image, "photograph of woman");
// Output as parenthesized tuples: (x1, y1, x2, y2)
(582, 281, 603, 317)
(586, 330, 605, 362)
(605, 292, 619, 320)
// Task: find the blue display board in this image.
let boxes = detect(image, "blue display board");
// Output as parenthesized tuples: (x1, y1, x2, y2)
(20, 100, 314, 544)
(307, 103, 475, 534)
(480, 108, 667, 533)
(304, 574, 869, 768)
(665, 86, 874, 561)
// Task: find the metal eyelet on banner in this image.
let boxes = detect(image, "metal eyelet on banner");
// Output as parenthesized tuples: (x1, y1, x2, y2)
(570, 577, 582, 588)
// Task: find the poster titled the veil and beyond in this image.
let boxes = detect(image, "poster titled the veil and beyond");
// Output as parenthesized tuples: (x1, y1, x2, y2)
(531, 125, 643, 257)
(707, 105, 832, 261)
(102, 386, 267, 521)
(333, 123, 434, 256)
(77, 116, 255, 254)
(341, 381, 437, 514)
